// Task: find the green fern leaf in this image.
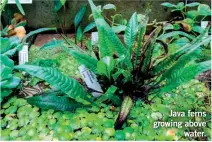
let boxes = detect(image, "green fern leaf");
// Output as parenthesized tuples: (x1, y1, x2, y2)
(151, 34, 210, 76)
(88, 0, 127, 57)
(15, 65, 92, 105)
(124, 12, 138, 54)
(159, 60, 211, 93)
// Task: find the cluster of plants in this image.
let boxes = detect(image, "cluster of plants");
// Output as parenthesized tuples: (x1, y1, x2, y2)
(1, 79, 211, 141)
(0, 0, 211, 141)
(14, 0, 211, 129)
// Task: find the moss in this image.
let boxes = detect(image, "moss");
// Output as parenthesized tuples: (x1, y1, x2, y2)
(29, 45, 80, 78)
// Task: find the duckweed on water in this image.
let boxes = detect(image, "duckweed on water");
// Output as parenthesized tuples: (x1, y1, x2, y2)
(0, 80, 211, 141)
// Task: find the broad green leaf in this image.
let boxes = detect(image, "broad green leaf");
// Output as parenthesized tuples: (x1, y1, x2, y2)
(0, 38, 10, 54)
(15, 65, 92, 105)
(88, 0, 127, 57)
(103, 4, 116, 11)
(22, 28, 56, 43)
(0, 55, 14, 68)
(124, 12, 138, 56)
(112, 25, 126, 33)
(74, 5, 87, 28)
(186, 10, 199, 19)
(0, 76, 20, 89)
(1, 64, 12, 80)
(83, 22, 96, 33)
(161, 2, 176, 8)
(186, 2, 200, 7)
(14, 0, 25, 15)
(54, 0, 66, 12)
(96, 56, 115, 79)
(198, 4, 211, 16)
(76, 26, 83, 42)
(97, 85, 121, 105)
(163, 23, 174, 31)
(176, 2, 185, 10)
(192, 25, 204, 34)
(0, 89, 12, 103)
(27, 91, 83, 111)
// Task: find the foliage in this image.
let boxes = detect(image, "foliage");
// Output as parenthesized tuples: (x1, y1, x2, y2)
(0, 80, 211, 141)
(14, 0, 211, 129)
(27, 90, 83, 111)
(161, 2, 211, 33)
(54, 0, 66, 12)
(74, 5, 96, 44)
(0, 0, 25, 15)
(0, 28, 56, 102)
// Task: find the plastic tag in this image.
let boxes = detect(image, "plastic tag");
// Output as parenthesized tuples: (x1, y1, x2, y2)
(18, 44, 28, 65)
(78, 65, 103, 97)
(91, 32, 98, 45)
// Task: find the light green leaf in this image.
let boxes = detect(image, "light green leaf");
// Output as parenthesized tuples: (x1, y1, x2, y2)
(103, 4, 116, 11)
(198, 4, 211, 16)
(74, 5, 87, 28)
(14, 0, 25, 15)
(97, 56, 115, 79)
(192, 25, 204, 34)
(186, 10, 199, 19)
(176, 2, 185, 10)
(186, 2, 200, 7)
(161, 2, 176, 8)
(112, 25, 126, 33)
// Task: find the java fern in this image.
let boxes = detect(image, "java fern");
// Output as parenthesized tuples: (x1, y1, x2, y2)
(15, 0, 211, 129)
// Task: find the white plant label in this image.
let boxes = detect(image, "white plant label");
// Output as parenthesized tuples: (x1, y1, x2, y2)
(8, 0, 32, 4)
(78, 65, 103, 97)
(91, 32, 98, 45)
(18, 44, 28, 65)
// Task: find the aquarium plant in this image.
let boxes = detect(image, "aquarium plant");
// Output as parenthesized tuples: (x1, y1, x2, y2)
(15, 0, 211, 129)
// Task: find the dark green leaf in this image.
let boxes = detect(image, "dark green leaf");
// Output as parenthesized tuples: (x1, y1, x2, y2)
(76, 26, 83, 42)
(74, 5, 87, 28)
(83, 22, 96, 33)
(27, 92, 83, 111)
(22, 28, 56, 43)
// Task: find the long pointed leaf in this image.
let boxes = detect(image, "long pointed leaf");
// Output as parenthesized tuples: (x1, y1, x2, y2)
(15, 65, 92, 105)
